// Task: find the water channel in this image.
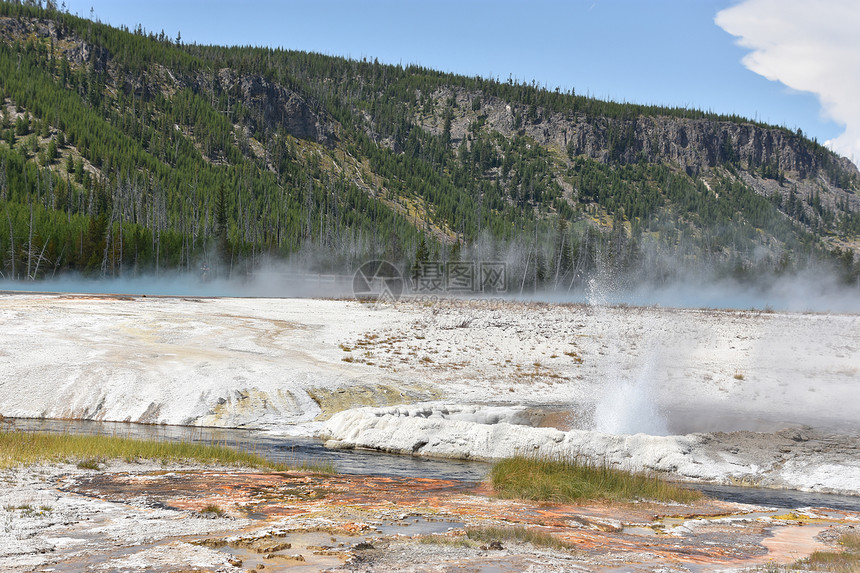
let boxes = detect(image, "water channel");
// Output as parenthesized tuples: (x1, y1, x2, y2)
(4, 417, 860, 512)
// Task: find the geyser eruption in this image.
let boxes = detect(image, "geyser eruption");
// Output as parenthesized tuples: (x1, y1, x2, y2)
(592, 352, 668, 435)
(586, 275, 669, 436)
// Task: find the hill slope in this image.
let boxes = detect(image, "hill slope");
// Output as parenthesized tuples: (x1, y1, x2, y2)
(0, 3, 857, 290)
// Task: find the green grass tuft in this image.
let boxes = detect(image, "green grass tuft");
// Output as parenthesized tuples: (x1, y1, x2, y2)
(0, 430, 332, 473)
(76, 457, 105, 470)
(490, 455, 702, 504)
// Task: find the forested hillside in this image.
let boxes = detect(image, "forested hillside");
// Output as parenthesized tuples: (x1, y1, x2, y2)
(0, 2, 858, 291)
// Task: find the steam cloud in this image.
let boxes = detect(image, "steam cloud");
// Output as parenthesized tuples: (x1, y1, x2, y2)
(2, 255, 858, 314)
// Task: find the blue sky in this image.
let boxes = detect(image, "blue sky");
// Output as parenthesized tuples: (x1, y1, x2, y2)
(64, 1, 856, 163)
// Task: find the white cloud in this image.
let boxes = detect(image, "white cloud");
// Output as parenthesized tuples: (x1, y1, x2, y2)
(716, 0, 860, 166)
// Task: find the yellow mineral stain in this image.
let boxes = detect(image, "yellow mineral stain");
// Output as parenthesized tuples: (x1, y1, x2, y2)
(306, 384, 440, 420)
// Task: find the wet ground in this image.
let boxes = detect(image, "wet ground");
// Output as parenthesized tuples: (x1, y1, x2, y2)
(7, 417, 860, 511)
(3, 417, 490, 482)
(47, 466, 860, 572)
(2, 421, 859, 571)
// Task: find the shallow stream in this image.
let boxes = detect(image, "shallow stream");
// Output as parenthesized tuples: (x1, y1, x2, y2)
(3, 417, 487, 481)
(5, 417, 860, 511)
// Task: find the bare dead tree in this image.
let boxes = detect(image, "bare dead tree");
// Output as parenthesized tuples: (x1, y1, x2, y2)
(29, 234, 51, 280)
(0, 155, 7, 201)
(100, 205, 115, 277)
(7, 212, 15, 280)
(26, 200, 33, 280)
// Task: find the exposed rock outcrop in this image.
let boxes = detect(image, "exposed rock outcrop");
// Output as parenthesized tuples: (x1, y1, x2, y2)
(421, 87, 860, 217)
(426, 87, 859, 182)
(211, 69, 336, 146)
(0, 16, 337, 147)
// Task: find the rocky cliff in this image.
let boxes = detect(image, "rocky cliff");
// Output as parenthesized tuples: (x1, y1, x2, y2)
(419, 87, 859, 215)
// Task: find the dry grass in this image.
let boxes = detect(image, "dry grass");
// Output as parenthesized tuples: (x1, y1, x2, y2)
(420, 525, 577, 552)
(200, 504, 227, 517)
(466, 525, 575, 551)
(418, 534, 476, 548)
(788, 531, 860, 572)
(563, 350, 583, 364)
(842, 532, 860, 552)
(748, 531, 860, 572)
(491, 455, 703, 504)
(0, 430, 333, 472)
